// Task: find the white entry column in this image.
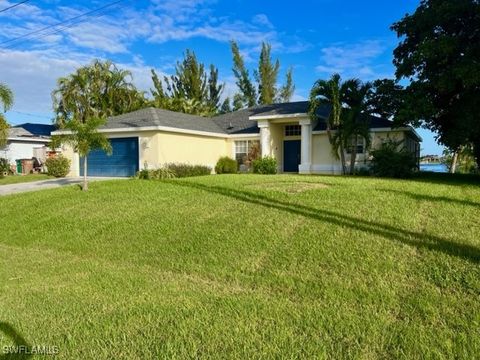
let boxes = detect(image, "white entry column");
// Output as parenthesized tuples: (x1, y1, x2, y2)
(258, 121, 271, 157)
(299, 118, 312, 174)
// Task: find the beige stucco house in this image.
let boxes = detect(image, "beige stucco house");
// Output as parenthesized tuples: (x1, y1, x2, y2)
(54, 101, 421, 177)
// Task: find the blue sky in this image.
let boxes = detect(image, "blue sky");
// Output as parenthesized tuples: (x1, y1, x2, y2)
(0, 0, 443, 155)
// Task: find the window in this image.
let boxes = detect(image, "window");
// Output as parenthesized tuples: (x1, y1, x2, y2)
(285, 125, 301, 136)
(346, 136, 365, 154)
(234, 140, 260, 164)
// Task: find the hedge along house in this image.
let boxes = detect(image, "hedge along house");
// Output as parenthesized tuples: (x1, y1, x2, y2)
(53, 101, 421, 177)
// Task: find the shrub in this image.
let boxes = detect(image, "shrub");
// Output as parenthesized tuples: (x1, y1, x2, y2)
(137, 163, 211, 180)
(215, 156, 237, 174)
(135, 167, 176, 180)
(45, 155, 71, 177)
(166, 163, 211, 178)
(370, 140, 417, 178)
(252, 156, 277, 174)
(0, 158, 10, 178)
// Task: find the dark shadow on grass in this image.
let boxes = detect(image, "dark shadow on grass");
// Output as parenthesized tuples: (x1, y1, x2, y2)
(411, 172, 480, 187)
(379, 189, 480, 209)
(169, 180, 480, 264)
(0, 322, 31, 359)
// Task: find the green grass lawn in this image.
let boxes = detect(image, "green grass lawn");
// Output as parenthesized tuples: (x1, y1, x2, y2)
(0, 174, 52, 185)
(0, 174, 479, 359)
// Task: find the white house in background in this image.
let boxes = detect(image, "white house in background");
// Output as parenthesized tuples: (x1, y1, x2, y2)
(1, 123, 56, 166)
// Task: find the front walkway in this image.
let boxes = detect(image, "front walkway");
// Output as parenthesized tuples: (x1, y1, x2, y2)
(0, 177, 120, 196)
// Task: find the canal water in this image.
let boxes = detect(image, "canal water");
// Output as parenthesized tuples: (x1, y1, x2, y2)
(420, 163, 448, 173)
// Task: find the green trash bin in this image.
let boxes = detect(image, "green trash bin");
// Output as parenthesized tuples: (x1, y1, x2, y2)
(16, 160, 22, 174)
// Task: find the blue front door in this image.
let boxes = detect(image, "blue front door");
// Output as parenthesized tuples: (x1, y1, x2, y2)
(80, 137, 139, 177)
(283, 140, 301, 172)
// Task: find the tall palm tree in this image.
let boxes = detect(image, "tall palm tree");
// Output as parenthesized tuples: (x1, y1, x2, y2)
(342, 80, 373, 174)
(309, 74, 349, 174)
(309, 74, 373, 175)
(0, 83, 14, 148)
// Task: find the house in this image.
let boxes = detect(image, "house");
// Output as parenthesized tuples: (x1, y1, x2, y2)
(54, 101, 422, 177)
(1, 123, 56, 169)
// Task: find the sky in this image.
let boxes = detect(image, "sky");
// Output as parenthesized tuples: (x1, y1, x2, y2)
(0, 0, 443, 155)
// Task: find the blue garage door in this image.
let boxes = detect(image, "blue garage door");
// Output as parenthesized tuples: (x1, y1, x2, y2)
(80, 137, 139, 177)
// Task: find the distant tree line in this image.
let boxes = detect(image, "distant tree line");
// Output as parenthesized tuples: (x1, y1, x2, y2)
(149, 41, 295, 115)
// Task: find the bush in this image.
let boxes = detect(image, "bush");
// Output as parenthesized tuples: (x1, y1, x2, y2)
(45, 155, 71, 177)
(252, 156, 277, 174)
(137, 163, 211, 180)
(166, 163, 211, 178)
(0, 158, 10, 178)
(215, 156, 237, 174)
(136, 167, 176, 180)
(370, 140, 417, 178)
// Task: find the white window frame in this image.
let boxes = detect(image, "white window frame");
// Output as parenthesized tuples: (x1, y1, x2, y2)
(346, 136, 365, 154)
(285, 124, 301, 137)
(234, 140, 260, 164)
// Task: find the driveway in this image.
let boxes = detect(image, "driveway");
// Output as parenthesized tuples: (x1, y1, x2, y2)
(0, 177, 121, 196)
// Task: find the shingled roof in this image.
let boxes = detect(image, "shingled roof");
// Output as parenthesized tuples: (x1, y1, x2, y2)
(101, 102, 396, 135)
(9, 123, 56, 139)
(102, 107, 225, 134)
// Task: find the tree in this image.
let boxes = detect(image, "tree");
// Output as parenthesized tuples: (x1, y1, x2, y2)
(309, 74, 347, 174)
(255, 42, 279, 104)
(0, 83, 13, 148)
(150, 50, 224, 115)
(219, 97, 232, 114)
(443, 145, 478, 174)
(367, 79, 405, 120)
(231, 41, 257, 108)
(309, 74, 373, 175)
(391, 0, 480, 168)
(52, 60, 141, 190)
(52, 118, 111, 191)
(342, 80, 373, 174)
(53, 60, 145, 126)
(278, 67, 295, 103)
(230, 41, 295, 108)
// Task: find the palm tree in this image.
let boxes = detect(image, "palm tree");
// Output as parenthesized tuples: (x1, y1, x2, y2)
(309, 74, 373, 175)
(53, 60, 145, 126)
(53, 117, 112, 191)
(309, 74, 349, 174)
(52, 60, 144, 190)
(342, 80, 373, 174)
(0, 83, 14, 148)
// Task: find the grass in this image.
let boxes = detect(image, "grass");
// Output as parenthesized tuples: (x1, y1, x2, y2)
(0, 174, 52, 185)
(0, 174, 479, 359)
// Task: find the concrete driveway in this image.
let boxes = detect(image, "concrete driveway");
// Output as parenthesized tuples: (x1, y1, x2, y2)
(0, 177, 121, 196)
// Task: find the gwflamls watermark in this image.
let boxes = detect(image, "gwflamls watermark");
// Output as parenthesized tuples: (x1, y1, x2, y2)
(2, 345, 59, 356)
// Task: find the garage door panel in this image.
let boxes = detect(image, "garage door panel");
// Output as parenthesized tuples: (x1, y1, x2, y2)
(80, 137, 139, 177)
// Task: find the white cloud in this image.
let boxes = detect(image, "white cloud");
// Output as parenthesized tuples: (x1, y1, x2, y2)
(315, 40, 392, 80)
(252, 14, 274, 29)
(0, 48, 163, 115)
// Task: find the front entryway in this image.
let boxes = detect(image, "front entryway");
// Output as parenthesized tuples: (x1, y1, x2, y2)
(283, 140, 301, 172)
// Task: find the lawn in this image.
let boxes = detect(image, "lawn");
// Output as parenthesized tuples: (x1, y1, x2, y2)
(0, 174, 479, 359)
(0, 174, 52, 185)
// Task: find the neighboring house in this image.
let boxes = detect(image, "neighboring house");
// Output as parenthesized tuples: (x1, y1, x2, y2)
(1, 123, 56, 166)
(54, 101, 422, 177)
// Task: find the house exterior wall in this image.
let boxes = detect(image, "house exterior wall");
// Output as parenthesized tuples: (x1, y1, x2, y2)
(1, 140, 50, 165)
(153, 131, 228, 170)
(309, 130, 416, 174)
(63, 130, 230, 177)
